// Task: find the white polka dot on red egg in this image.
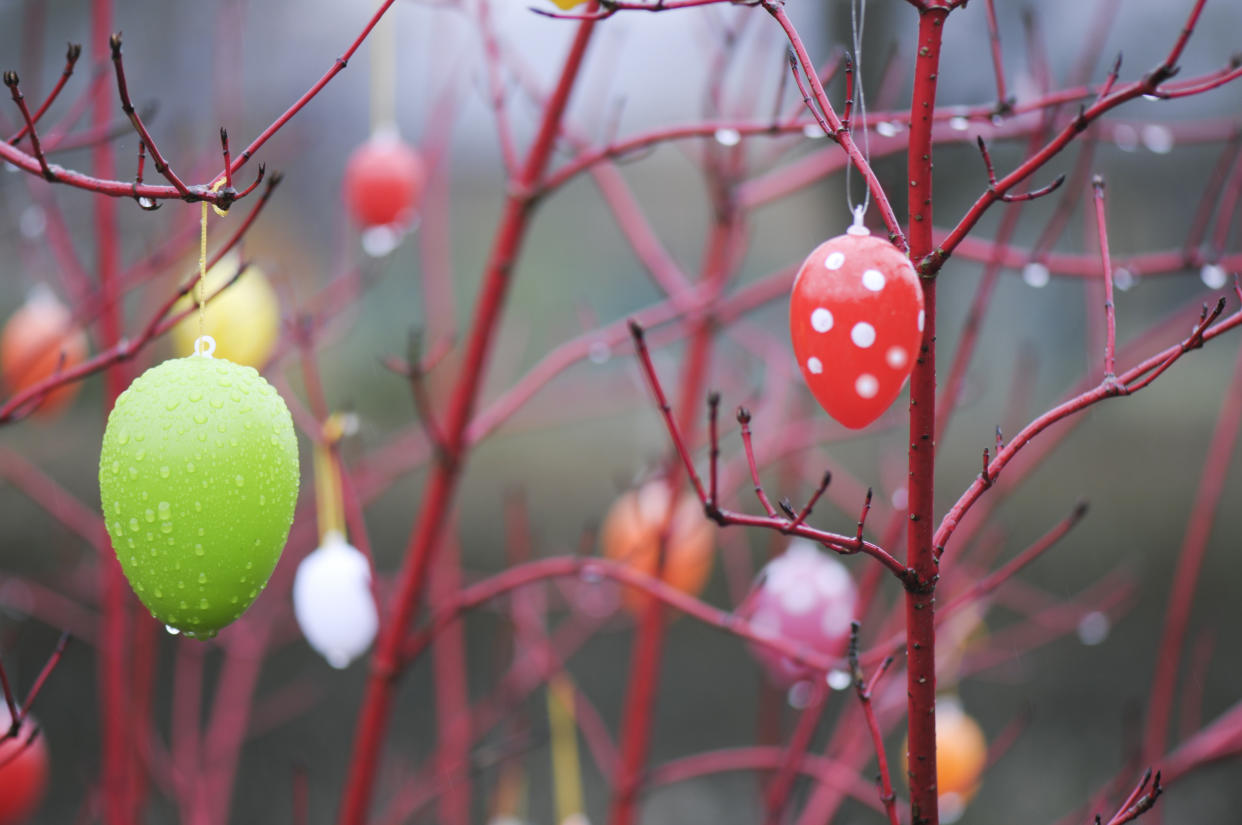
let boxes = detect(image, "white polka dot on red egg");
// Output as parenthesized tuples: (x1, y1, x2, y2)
(820, 601, 853, 637)
(886, 346, 908, 369)
(861, 269, 886, 291)
(781, 583, 817, 615)
(824, 251, 846, 270)
(807, 357, 823, 374)
(750, 609, 782, 638)
(855, 373, 879, 398)
(810, 307, 833, 332)
(812, 562, 851, 598)
(850, 322, 876, 348)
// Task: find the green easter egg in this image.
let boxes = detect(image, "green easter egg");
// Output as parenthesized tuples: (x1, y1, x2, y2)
(99, 354, 299, 639)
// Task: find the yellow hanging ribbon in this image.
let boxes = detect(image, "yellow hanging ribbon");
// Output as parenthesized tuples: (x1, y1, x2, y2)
(313, 414, 349, 543)
(197, 201, 208, 343)
(546, 675, 585, 825)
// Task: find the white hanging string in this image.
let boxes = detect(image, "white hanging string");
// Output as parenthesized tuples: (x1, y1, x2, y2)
(845, 0, 871, 219)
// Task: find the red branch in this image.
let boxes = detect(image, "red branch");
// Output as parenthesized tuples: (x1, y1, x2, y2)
(337, 15, 600, 825)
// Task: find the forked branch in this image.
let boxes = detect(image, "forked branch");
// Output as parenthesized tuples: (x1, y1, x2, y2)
(628, 320, 908, 580)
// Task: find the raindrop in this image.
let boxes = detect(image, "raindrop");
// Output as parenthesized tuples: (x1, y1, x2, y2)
(1113, 123, 1139, 152)
(1200, 263, 1228, 289)
(826, 669, 853, 691)
(802, 123, 827, 139)
(949, 116, 970, 131)
(1077, 611, 1110, 645)
(137, 197, 158, 210)
(1141, 124, 1174, 154)
(160, 466, 170, 479)
(1022, 262, 1051, 288)
(588, 340, 611, 364)
(18, 205, 46, 239)
(165, 624, 180, 635)
(713, 127, 741, 147)
(941, 792, 967, 824)
(1113, 267, 1135, 291)
(875, 121, 901, 137)
(787, 680, 814, 709)
(361, 225, 401, 258)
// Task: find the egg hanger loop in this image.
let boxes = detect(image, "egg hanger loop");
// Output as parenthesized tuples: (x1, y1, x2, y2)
(845, 0, 871, 220)
(848, 204, 870, 236)
(193, 335, 216, 358)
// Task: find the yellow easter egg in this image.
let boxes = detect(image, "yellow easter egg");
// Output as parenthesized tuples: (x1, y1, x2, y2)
(171, 255, 280, 368)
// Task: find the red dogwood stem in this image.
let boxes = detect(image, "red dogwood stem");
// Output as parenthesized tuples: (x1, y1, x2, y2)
(92, 1, 138, 822)
(337, 15, 598, 825)
(905, 7, 948, 825)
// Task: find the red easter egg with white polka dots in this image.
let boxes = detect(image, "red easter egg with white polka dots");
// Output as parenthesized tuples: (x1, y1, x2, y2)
(739, 540, 857, 686)
(790, 226, 924, 429)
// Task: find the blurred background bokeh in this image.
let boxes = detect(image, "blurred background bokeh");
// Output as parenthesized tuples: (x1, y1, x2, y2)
(0, 0, 1240, 822)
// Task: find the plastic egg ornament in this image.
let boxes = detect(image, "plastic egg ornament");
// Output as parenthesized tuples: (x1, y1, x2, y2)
(600, 481, 715, 615)
(789, 223, 924, 429)
(0, 708, 49, 825)
(1, 285, 88, 416)
(170, 255, 280, 368)
(902, 696, 987, 822)
(343, 130, 426, 229)
(99, 349, 300, 639)
(739, 540, 857, 686)
(293, 531, 378, 668)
